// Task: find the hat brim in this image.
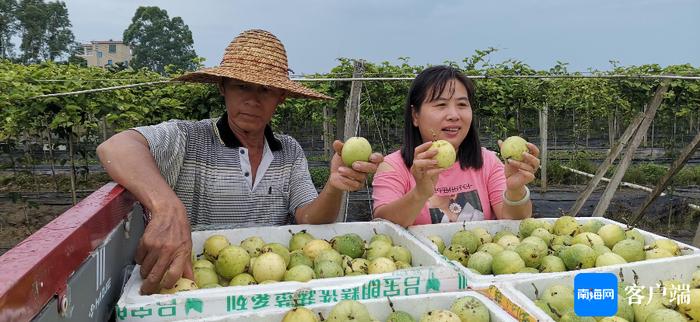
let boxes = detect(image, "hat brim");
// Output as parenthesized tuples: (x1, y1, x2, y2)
(172, 67, 332, 100)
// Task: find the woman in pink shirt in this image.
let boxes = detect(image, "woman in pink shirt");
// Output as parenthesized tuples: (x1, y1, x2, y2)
(372, 66, 541, 227)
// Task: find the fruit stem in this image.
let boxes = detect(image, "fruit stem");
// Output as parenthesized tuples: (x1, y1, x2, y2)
(618, 268, 625, 282)
(387, 297, 396, 312)
(547, 303, 562, 319)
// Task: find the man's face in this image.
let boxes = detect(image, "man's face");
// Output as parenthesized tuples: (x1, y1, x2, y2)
(219, 78, 287, 133)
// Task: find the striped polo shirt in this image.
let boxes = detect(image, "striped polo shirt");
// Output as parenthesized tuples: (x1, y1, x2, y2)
(133, 113, 318, 226)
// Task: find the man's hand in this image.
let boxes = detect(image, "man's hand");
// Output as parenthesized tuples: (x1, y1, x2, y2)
(410, 141, 445, 199)
(328, 140, 383, 191)
(135, 200, 193, 295)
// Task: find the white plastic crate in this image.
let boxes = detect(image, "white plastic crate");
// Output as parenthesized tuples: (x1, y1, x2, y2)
(499, 254, 700, 321)
(408, 217, 700, 288)
(199, 291, 517, 322)
(116, 220, 464, 321)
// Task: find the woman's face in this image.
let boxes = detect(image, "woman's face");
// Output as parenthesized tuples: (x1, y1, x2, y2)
(412, 78, 472, 150)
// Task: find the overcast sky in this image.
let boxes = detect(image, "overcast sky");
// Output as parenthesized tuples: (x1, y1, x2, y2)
(62, 0, 699, 74)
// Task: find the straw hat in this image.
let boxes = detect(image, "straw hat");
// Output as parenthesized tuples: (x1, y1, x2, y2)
(173, 29, 331, 100)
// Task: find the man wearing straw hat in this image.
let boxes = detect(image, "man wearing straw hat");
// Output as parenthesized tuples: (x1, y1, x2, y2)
(97, 29, 383, 294)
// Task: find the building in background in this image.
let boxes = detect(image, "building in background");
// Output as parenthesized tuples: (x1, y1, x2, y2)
(78, 40, 132, 67)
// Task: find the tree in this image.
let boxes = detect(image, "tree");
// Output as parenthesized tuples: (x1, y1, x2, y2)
(123, 6, 197, 74)
(15, 0, 74, 63)
(44, 1, 74, 61)
(0, 0, 17, 58)
(66, 42, 86, 66)
(16, 0, 46, 63)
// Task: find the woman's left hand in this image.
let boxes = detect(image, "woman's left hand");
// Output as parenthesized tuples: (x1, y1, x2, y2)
(498, 140, 541, 192)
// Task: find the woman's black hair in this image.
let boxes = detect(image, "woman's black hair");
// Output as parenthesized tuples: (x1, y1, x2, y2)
(401, 65, 482, 170)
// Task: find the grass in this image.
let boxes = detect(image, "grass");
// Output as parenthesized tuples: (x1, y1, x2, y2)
(536, 160, 700, 188)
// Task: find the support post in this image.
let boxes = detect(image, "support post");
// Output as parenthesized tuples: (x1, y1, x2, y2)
(632, 129, 700, 224)
(592, 80, 670, 217)
(538, 104, 549, 192)
(322, 105, 332, 159)
(336, 60, 365, 222)
(569, 113, 645, 216)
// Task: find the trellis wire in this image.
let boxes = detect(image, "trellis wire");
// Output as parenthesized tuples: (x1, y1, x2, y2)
(31, 80, 170, 98)
(25, 74, 700, 99)
(363, 84, 388, 155)
(294, 74, 700, 81)
(6, 72, 700, 83)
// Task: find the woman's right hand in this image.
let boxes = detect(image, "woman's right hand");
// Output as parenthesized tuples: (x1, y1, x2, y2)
(410, 141, 445, 200)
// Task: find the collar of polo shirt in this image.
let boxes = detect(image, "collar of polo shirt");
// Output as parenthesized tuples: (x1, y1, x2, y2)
(215, 111, 283, 151)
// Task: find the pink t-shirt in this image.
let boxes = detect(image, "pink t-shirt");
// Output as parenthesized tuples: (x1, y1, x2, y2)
(372, 148, 506, 225)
